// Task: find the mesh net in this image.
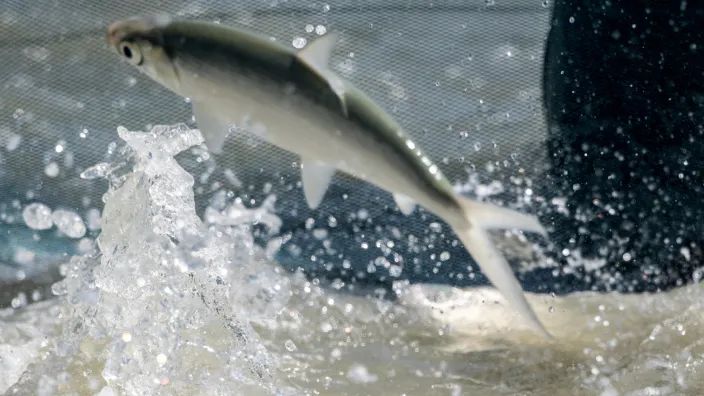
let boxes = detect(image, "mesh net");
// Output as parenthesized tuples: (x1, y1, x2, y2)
(0, 1, 566, 304)
(7, 0, 681, 305)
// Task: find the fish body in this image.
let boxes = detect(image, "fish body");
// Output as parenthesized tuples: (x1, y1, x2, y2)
(107, 15, 552, 337)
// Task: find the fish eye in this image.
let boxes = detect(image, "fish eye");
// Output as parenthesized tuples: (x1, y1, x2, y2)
(119, 41, 143, 66)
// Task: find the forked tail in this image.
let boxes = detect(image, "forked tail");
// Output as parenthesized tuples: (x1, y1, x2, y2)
(450, 198, 552, 338)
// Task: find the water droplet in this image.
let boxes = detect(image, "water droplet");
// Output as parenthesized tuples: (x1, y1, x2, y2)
(569, 16, 575, 23)
(5, 133, 21, 150)
(322, 4, 330, 12)
(347, 364, 378, 384)
(439, 251, 450, 261)
(389, 265, 402, 277)
(22, 46, 50, 62)
(313, 228, 328, 240)
(11, 293, 27, 308)
(44, 161, 59, 178)
(86, 208, 102, 231)
(23, 202, 53, 230)
(305, 24, 314, 33)
(542, 0, 549, 7)
(156, 354, 167, 365)
(315, 25, 327, 35)
(292, 36, 307, 49)
(285, 339, 298, 351)
(80, 162, 111, 180)
(52, 209, 86, 239)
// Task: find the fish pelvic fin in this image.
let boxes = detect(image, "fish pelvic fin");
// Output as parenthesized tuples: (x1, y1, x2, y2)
(451, 197, 551, 338)
(192, 102, 232, 154)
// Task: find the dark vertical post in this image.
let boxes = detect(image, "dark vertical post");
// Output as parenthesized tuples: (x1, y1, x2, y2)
(541, 0, 704, 292)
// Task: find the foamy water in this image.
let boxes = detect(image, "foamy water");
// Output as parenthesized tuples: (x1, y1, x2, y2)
(2, 124, 703, 396)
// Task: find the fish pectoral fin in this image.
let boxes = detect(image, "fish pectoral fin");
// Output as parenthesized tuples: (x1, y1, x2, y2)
(301, 159, 336, 210)
(393, 193, 416, 215)
(192, 102, 232, 154)
(297, 32, 339, 71)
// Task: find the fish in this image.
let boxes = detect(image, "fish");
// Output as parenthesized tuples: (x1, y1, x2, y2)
(106, 14, 552, 337)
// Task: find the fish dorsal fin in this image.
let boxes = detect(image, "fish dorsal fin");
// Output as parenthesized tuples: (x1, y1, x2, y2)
(192, 102, 232, 154)
(297, 32, 339, 71)
(296, 33, 349, 117)
(301, 158, 336, 210)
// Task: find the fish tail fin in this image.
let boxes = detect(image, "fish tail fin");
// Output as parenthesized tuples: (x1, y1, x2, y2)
(451, 197, 552, 338)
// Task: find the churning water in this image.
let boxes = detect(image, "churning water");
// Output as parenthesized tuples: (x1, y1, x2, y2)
(2, 125, 704, 396)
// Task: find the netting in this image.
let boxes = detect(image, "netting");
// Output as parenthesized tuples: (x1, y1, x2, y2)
(3, 0, 702, 305)
(0, 0, 559, 303)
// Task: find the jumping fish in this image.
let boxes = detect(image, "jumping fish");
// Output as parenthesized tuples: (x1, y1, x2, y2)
(106, 15, 551, 337)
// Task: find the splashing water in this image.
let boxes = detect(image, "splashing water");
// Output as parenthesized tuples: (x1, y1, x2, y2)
(3, 124, 296, 395)
(3, 124, 704, 396)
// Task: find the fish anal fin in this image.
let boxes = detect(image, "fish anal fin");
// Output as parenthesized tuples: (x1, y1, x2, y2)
(393, 193, 416, 215)
(301, 158, 336, 210)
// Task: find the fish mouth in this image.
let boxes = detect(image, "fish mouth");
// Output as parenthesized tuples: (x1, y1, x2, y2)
(105, 14, 172, 48)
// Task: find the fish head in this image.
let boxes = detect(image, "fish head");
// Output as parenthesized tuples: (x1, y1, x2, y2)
(106, 15, 181, 93)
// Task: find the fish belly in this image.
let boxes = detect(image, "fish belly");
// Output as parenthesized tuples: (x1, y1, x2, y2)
(190, 73, 456, 220)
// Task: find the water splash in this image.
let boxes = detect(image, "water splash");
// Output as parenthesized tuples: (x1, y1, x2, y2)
(3, 125, 704, 395)
(3, 124, 295, 395)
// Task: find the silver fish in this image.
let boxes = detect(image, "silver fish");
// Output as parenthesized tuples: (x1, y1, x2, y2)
(106, 15, 552, 337)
